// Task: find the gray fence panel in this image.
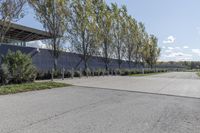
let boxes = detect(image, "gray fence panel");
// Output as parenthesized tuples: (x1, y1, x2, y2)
(0, 44, 139, 71)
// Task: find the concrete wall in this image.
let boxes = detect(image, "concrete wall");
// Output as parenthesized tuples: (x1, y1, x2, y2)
(0, 44, 137, 72)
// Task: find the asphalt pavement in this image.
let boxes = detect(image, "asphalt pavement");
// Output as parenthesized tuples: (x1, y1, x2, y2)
(1, 72, 200, 133)
(59, 72, 200, 98)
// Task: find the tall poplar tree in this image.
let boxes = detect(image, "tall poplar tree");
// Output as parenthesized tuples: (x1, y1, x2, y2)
(111, 3, 126, 69)
(97, 1, 114, 70)
(67, 0, 100, 70)
(29, 0, 69, 70)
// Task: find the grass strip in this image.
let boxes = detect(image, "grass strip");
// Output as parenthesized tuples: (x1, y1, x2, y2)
(0, 82, 71, 95)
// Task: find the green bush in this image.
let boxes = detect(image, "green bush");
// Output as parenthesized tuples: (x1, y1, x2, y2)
(0, 50, 37, 84)
(94, 70, 99, 76)
(93, 69, 103, 76)
(34, 67, 168, 80)
(158, 69, 167, 73)
(130, 69, 140, 74)
(36, 71, 45, 80)
(53, 70, 62, 78)
(0, 64, 9, 84)
(120, 69, 130, 76)
(144, 69, 154, 74)
(115, 69, 121, 75)
(99, 69, 104, 76)
(82, 68, 91, 76)
(74, 70, 81, 77)
(65, 70, 73, 78)
(36, 71, 51, 80)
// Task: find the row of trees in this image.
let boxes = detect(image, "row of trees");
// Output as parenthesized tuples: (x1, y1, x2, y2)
(158, 61, 200, 70)
(0, 0, 161, 71)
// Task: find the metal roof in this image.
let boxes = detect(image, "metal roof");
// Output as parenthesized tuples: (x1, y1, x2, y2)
(0, 22, 52, 42)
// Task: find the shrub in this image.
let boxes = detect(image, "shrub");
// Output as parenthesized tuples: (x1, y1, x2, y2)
(44, 71, 52, 79)
(94, 69, 103, 76)
(53, 70, 62, 78)
(36, 71, 51, 80)
(144, 69, 154, 74)
(0, 64, 9, 84)
(120, 69, 130, 76)
(109, 69, 112, 75)
(1, 50, 37, 84)
(160, 69, 167, 73)
(112, 69, 118, 75)
(36, 71, 45, 80)
(91, 69, 95, 76)
(64, 70, 73, 78)
(130, 69, 140, 74)
(94, 70, 99, 76)
(104, 70, 109, 75)
(74, 70, 81, 77)
(115, 69, 121, 75)
(82, 68, 91, 76)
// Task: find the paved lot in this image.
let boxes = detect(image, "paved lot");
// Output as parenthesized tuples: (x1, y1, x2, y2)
(59, 72, 200, 98)
(150, 72, 199, 79)
(1, 72, 200, 133)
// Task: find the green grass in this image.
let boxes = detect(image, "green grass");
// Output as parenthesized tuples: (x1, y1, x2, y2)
(129, 72, 166, 77)
(0, 82, 71, 95)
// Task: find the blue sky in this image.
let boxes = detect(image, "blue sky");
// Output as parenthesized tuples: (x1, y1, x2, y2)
(17, 0, 200, 61)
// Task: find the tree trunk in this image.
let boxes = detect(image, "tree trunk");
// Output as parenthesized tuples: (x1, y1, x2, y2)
(150, 64, 153, 69)
(104, 40, 108, 71)
(128, 51, 131, 69)
(84, 56, 88, 71)
(82, 31, 87, 71)
(53, 37, 58, 70)
(135, 46, 139, 68)
(117, 44, 121, 69)
(128, 61, 131, 69)
(118, 59, 121, 69)
(54, 58, 58, 71)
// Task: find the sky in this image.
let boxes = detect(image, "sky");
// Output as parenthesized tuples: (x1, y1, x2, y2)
(17, 0, 200, 61)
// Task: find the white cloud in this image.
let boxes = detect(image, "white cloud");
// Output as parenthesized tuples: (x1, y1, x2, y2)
(160, 45, 200, 61)
(163, 52, 192, 61)
(165, 49, 173, 53)
(175, 47, 181, 50)
(165, 52, 192, 58)
(162, 46, 166, 49)
(192, 49, 200, 56)
(163, 36, 176, 44)
(176, 57, 193, 61)
(183, 46, 189, 49)
(27, 41, 47, 49)
(168, 47, 174, 50)
(161, 47, 193, 61)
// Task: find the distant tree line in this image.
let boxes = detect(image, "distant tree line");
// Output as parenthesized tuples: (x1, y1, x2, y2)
(0, 0, 161, 71)
(158, 61, 200, 70)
